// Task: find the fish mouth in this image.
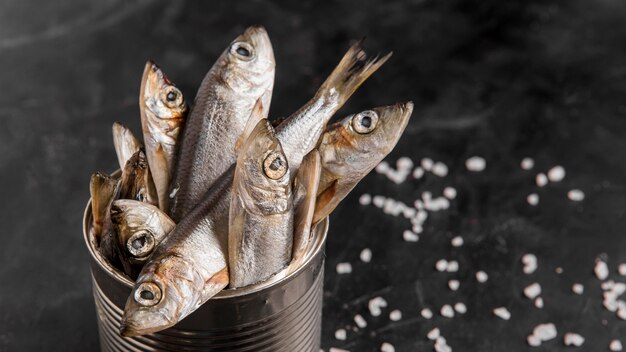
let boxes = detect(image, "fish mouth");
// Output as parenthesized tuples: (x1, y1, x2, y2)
(140, 60, 165, 104)
(119, 309, 175, 337)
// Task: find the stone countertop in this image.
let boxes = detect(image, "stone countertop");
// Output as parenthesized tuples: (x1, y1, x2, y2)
(2, 0, 626, 351)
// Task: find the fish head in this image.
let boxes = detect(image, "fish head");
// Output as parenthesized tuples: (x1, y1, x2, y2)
(320, 102, 414, 176)
(140, 61, 187, 121)
(235, 119, 291, 214)
(220, 26, 276, 103)
(120, 255, 204, 337)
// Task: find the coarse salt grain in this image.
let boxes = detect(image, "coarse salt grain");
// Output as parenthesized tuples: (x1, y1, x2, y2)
(524, 283, 542, 299)
(403, 230, 419, 242)
(572, 283, 584, 295)
(335, 329, 347, 340)
(441, 304, 455, 318)
(380, 342, 395, 352)
(555, 267, 563, 274)
(448, 280, 460, 291)
(397, 157, 414, 170)
(421, 158, 434, 171)
(476, 271, 488, 283)
(372, 195, 385, 208)
(521, 157, 535, 170)
(336, 263, 352, 274)
(568, 189, 585, 201)
(368, 297, 387, 317)
(443, 187, 457, 200)
(619, 264, 626, 276)
(610, 340, 623, 351)
(413, 167, 425, 179)
(454, 302, 467, 314)
(547, 165, 566, 182)
(427, 328, 440, 340)
(421, 308, 433, 319)
(354, 314, 367, 328)
(595, 259, 610, 280)
(527, 193, 539, 206)
(432, 162, 448, 177)
(375, 161, 390, 173)
(447, 260, 459, 272)
(451, 236, 464, 247)
(329, 348, 350, 352)
(435, 259, 448, 272)
(434, 337, 452, 352)
(522, 254, 538, 274)
(527, 334, 541, 347)
(493, 307, 511, 320)
(536, 173, 548, 187)
(465, 156, 486, 172)
(389, 309, 402, 321)
(533, 323, 557, 341)
(563, 333, 585, 347)
(534, 297, 544, 309)
(359, 193, 372, 205)
(360, 248, 372, 263)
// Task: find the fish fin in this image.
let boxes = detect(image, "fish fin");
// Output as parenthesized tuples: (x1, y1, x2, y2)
(234, 98, 265, 154)
(90, 172, 121, 242)
(112, 122, 142, 170)
(151, 143, 171, 211)
(289, 150, 322, 272)
(317, 40, 392, 107)
(312, 179, 339, 225)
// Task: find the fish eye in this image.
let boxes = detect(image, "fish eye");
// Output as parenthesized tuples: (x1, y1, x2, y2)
(230, 42, 255, 61)
(162, 87, 183, 108)
(126, 230, 156, 258)
(263, 151, 288, 180)
(351, 110, 379, 134)
(134, 282, 162, 307)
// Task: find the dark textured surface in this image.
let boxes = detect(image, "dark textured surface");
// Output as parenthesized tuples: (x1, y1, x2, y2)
(2, 0, 626, 351)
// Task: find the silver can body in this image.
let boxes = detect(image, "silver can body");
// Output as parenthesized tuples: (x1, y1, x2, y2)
(83, 201, 327, 352)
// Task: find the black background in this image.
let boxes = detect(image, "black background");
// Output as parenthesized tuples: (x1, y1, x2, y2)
(2, 0, 626, 351)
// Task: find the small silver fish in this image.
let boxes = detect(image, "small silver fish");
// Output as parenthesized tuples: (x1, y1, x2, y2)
(119, 149, 158, 205)
(110, 199, 175, 267)
(120, 165, 233, 337)
(112, 122, 142, 170)
(89, 172, 120, 243)
(169, 25, 276, 221)
(313, 102, 414, 224)
(139, 61, 187, 212)
(229, 119, 293, 288)
(288, 150, 321, 273)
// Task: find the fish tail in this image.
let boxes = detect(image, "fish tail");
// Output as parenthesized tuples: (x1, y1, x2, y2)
(318, 39, 392, 106)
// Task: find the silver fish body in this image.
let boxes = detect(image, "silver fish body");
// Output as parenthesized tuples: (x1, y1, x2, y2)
(112, 122, 142, 170)
(110, 199, 175, 271)
(120, 165, 233, 337)
(139, 61, 188, 212)
(229, 119, 293, 289)
(168, 26, 276, 221)
(313, 102, 414, 224)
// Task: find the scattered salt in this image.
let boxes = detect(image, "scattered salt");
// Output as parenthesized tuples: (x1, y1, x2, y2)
(360, 248, 372, 263)
(421, 158, 434, 171)
(354, 314, 367, 328)
(610, 340, 623, 351)
(427, 328, 440, 340)
(403, 230, 419, 242)
(536, 173, 548, 187)
(447, 260, 459, 272)
(435, 259, 448, 272)
(534, 297, 544, 309)
(412, 224, 424, 234)
(476, 271, 489, 283)
(527, 334, 541, 347)
(563, 332, 585, 347)
(413, 167, 425, 179)
(451, 236, 464, 247)
(448, 280, 460, 291)
(521, 157, 535, 170)
(335, 329, 347, 340)
(527, 193, 539, 206)
(434, 336, 452, 352)
(380, 342, 395, 352)
(533, 323, 557, 341)
(524, 282, 542, 299)
(375, 161, 390, 173)
(432, 162, 448, 177)
(389, 309, 402, 321)
(555, 267, 563, 274)
(443, 187, 457, 200)
(454, 302, 467, 314)
(619, 264, 626, 276)
(396, 157, 414, 170)
(336, 263, 352, 274)
(547, 165, 566, 182)
(359, 193, 372, 205)
(368, 297, 388, 317)
(421, 308, 433, 319)
(372, 195, 385, 208)
(441, 304, 455, 318)
(568, 189, 585, 201)
(465, 156, 486, 172)
(493, 307, 511, 320)
(522, 254, 538, 274)
(595, 259, 610, 280)
(572, 283, 584, 295)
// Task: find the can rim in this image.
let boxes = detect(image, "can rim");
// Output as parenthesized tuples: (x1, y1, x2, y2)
(83, 198, 329, 300)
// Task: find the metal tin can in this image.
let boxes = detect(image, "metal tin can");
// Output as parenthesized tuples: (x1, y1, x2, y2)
(83, 201, 328, 352)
